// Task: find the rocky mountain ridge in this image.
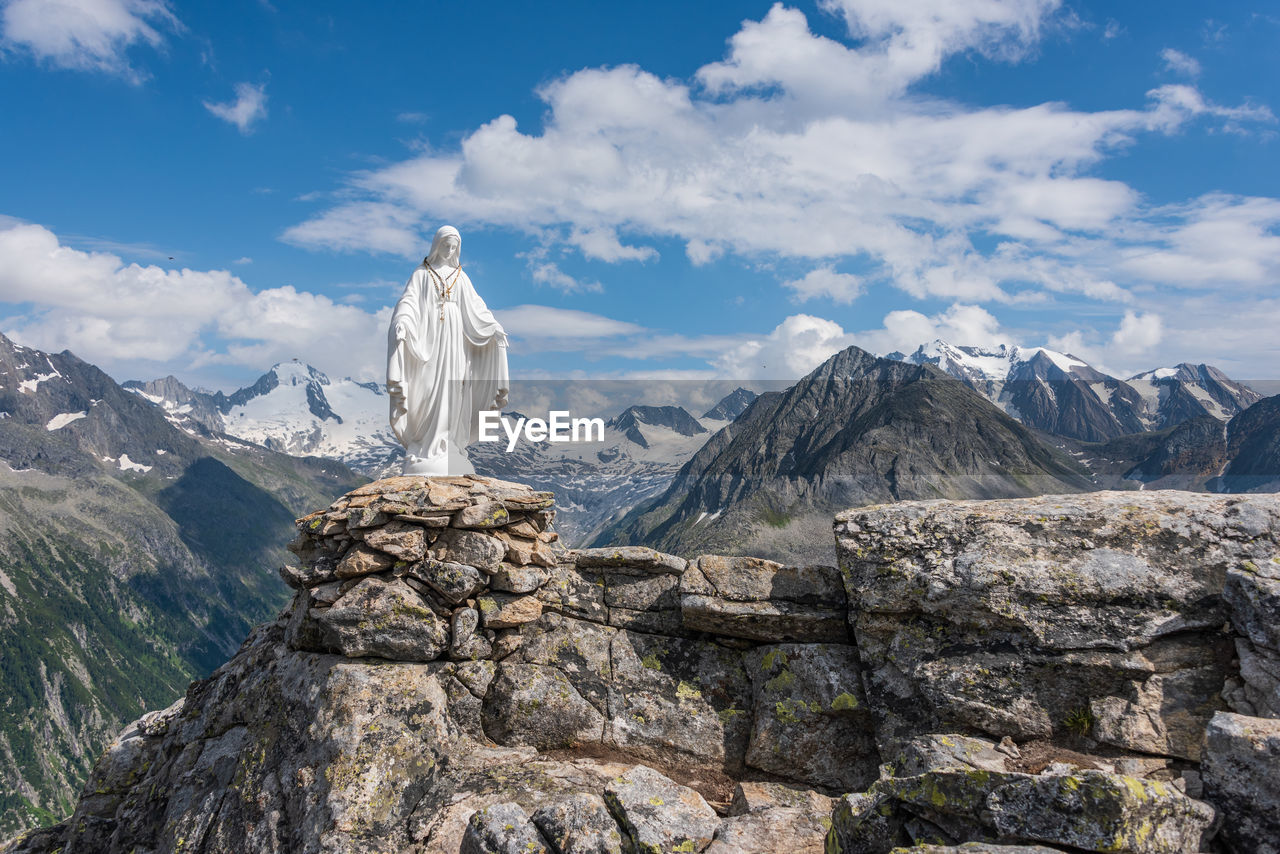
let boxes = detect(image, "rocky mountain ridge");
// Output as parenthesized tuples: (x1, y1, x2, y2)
(599, 345, 1096, 563)
(7, 478, 1278, 853)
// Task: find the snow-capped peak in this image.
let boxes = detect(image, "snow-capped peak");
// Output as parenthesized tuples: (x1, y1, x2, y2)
(269, 360, 330, 387)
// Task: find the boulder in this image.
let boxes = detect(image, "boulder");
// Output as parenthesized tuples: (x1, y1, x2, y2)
(432, 528, 506, 572)
(453, 500, 511, 529)
(873, 768, 1216, 854)
(530, 793, 626, 854)
(461, 802, 550, 854)
(361, 520, 429, 561)
(606, 631, 752, 772)
(680, 558, 849, 645)
(334, 544, 396, 579)
(707, 806, 830, 854)
(1201, 711, 1280, 854)
(311, 575, 449, 660)
(826, 791, 906, 854)
(450, 608, 493, 661)
(603, 765, 720, 854)
(1224, 566, 1280, 717)
(516, 615, 614, 714)
(477, 593, 544, 629)
(743, 643, 879, 790)
(482, 664, 605, 749)
(410, 558, 485, 605)
(537, 564, 608, 624)
(491, 564, 551, 594)
(574, 547, 686, 574)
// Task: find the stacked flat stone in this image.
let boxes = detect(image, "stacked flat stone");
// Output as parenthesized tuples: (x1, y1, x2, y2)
(283, 476, 852, 666)
(283, 475, 562, 662)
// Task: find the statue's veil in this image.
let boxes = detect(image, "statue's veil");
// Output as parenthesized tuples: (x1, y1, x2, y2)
(425, 225, 461, 267)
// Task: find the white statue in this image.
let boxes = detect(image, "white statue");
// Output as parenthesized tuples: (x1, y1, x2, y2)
(387, 225, 509, 476)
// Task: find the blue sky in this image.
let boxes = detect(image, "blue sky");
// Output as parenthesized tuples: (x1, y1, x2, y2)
(1, 0, 1278, 392)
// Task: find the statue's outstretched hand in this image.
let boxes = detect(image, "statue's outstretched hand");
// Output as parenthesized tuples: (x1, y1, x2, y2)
(493, 387, 509, 410)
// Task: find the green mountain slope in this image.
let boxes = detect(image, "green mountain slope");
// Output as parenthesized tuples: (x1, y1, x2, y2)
(0, 334, 364, 837)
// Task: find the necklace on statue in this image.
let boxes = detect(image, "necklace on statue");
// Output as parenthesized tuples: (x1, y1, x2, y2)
(426, 263, 462, 322)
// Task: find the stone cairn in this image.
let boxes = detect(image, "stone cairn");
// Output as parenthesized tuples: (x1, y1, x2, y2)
(283, 475, 567, 662)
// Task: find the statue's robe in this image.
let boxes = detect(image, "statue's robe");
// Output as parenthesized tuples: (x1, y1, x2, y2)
(387, 266, 508, 475)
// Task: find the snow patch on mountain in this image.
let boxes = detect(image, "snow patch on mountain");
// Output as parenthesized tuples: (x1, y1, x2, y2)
(45, 411, 87, 431)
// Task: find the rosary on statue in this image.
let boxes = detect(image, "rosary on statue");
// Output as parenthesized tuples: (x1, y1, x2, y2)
(426, 262, 462, 322)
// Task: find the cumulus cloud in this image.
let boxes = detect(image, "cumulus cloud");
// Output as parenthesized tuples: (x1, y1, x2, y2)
(0, 221, 386, 382)
(0, 0, 178, 80)
(713, 314, 855, 379)
(851, 303, 1008, 356)
(203, 81, 269, 134)
(1110, 309, 1163, 354)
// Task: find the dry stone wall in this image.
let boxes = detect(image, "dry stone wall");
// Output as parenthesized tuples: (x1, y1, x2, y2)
(6, 480, 1279, 854)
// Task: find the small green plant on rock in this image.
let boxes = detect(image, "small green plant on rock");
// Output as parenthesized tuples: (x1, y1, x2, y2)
(1062, 706, 1095, 736)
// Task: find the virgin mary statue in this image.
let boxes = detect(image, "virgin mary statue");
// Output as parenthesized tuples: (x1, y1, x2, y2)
(387, 225, 509, 476)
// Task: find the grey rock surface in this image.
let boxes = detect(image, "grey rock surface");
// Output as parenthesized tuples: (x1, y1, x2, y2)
(1202, 711, 1280, 854)
(603, 765, 720, 854)
(15, 483, 1280, 854)
(835, 491, 1279, 758)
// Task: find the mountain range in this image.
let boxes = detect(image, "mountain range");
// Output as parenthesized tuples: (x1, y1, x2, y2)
(123, 341, 1273, 550)
(124, 364, 758, 544)
(594, 346, 1098, 563)
(0, 333, 362, 838)
(891, 339, 1260, 442)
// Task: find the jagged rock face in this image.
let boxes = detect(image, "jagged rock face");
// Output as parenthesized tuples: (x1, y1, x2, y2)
(1218, 393, 1280, 492)
(13, 485, 1280, 854)
(835, 491, 1279, 760)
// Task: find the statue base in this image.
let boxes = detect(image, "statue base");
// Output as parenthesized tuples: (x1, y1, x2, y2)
(401, 444, 475, 477)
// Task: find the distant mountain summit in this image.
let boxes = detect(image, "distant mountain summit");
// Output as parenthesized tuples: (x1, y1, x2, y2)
(607, 405, 707, 448)
(127, 369, 759, 546)
(892, 339, 1260, 441)
(598, 345, 1093, 563)
(127, 361, 403, 475)
(702, 387, 757, 421)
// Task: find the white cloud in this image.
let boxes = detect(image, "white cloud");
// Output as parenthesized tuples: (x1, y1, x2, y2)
(281, 2, 1272, 317)
(523, 251, 603, 294)
(0, 0, 178, 80)
(1110, 309, 1162, 354)
(852, 303, 1008, 355)
(497, 305, 644, 342)
(1160, 48, 1201, 78)
(1116, 194, 1280, 286)
(567, 227, 657, 263)
(713, 314, 855, 379)
(203, 81, 269, 134)
(783, 267, 864, 304)
(0, 221, 386, 382)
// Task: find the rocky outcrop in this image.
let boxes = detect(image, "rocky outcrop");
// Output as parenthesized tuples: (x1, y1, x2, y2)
(9, 484, 1279, 853)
